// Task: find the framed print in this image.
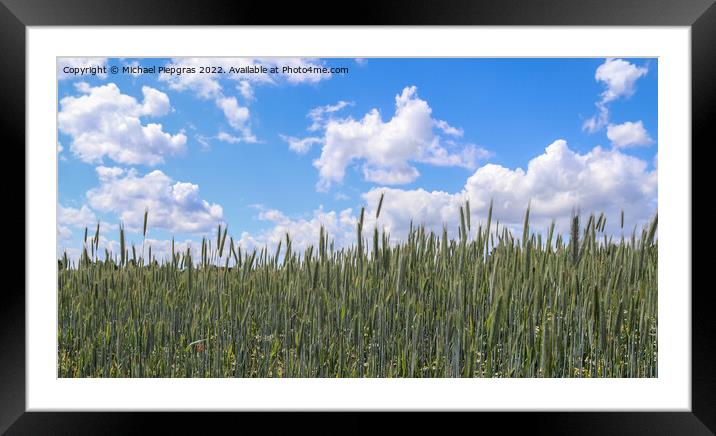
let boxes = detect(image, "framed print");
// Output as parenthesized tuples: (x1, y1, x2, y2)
(4, 0, 715, 433)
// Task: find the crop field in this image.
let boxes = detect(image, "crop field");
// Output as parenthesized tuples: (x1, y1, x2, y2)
(58, 202, 658, 378)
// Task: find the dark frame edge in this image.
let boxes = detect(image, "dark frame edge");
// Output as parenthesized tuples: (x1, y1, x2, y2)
(3, 0, 714, 434)
(0, 1, 26, 435)
(691, 1, 716, 434)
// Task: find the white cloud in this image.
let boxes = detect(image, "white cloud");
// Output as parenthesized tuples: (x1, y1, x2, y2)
(237, 80, 254, 101)
(144, 238, 197, 261)
(216, 96, 249, 129)
(140, 86, 171, 117)
(215, 96, 256, 142)
(73, 81, 92, 93)
(57, 246, 81, 263)
(307, 86, 490, 190)
(124, 60, 143, 77)
(217, 131, 243, 144)
(279, 134, 323, 154)
(87, 166, 224, 235)
(361, 188, 462, 240)
(58, 83, 186, 166)
(583, 58, 648, 133)
(237, 206, 356, 254)
(57, 58, 108, 80)
(237, 139, 656, 251)
(58, 220, 199, 263)
(596, 58, 649, 103)
(57, 226, 73, 240)
(95, 166, 124, 178)
(57, 232, 123, 263)
(307, 100, 353, 131)
(56, 209, 121, 261)
(362, 164, 420, 185)
(334, 192, 350, 201)
(195, 134, 211, 149)
(58, 204, 96, 226)
(57, 142, 66, 161)
(434, 119, 464, 137)
(197, 131, 253, 148)
(159, 59, 247, 99)
(158, 58, 334, 143)
(63, 140, 653, 258)
(582, 103, 609, 133)
(57, 204, 97, 240)
(607, 121, 654, 148)
(419, 141, 491, 168)
(364, 139, 657, 239)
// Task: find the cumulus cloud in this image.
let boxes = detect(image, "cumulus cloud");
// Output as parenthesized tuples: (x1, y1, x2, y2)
(301, 86, 490, 190)
(140, 86, 171, 117)
(57, 237, 121, 263)
(67, 141, 655, 258)
(58, 83, 187, 165)
(58, 218, 199, 263)
(365, 139, 657, 239)
(58, 204, 96, 227)
(596, 58, 649, 103)
(57, 204, 97, 240)
(215, 96, 256, 142)
(362, 164, 421, 185)
(144, 238, 197, 261)
(56, 205, 119, 262)
(607, 121, 654, 148)
(236, 139, 657, 251)
(63, 236, 204, 264)
(86, 166, 223, 234)
(57, 225, 72, 240)
(583, 58, 648, 133)
(216, 96, 248, 128)
(57, 58, 108, 80)
(237, 206, 356, 254)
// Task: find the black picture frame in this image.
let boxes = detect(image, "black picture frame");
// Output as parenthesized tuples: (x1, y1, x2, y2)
(3, 0, 714, 434)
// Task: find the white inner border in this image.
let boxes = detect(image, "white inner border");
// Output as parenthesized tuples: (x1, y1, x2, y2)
(27, 26, 690, 411)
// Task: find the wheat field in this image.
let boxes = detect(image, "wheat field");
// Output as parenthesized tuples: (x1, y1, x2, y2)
(58, 201, 658, 378)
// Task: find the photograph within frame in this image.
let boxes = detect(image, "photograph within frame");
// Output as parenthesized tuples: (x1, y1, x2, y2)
(27, 26, 688, 411)
(56, 56, 659, 380)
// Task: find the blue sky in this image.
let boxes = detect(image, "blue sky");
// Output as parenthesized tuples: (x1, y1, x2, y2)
(57, 57, 657, 260)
